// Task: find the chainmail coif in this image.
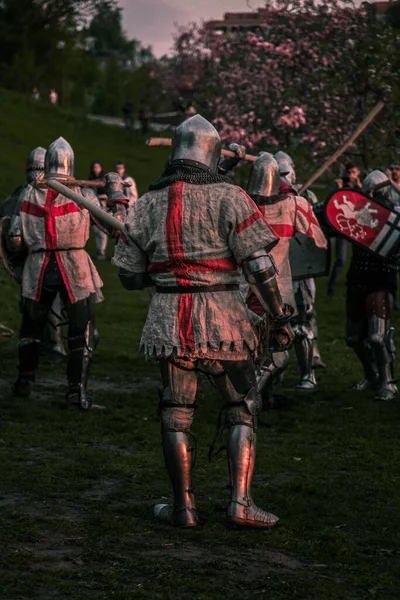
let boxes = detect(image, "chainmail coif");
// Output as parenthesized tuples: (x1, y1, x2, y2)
(149, 163, 233, 191)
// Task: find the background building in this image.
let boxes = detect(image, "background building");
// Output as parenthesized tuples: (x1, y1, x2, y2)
(205, 2, 400, 33)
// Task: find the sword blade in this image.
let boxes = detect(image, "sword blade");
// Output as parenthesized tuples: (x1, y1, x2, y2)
(46, 179, 126, 234)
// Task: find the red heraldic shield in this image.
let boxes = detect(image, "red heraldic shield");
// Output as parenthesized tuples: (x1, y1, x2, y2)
(325, 189, 400, 259)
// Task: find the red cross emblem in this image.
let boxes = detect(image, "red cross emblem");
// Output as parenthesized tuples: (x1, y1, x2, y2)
(21, 189, 82, 302)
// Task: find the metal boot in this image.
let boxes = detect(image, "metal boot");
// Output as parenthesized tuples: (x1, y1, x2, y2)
(294, 326, 317, 390)
(66, 320, 104, 410)
(371, 326, 398, 402)
(13, 374, 35, 398)
(351, 340, 379, 391)
(374, 362, 398, 401)
(226, 424, 279, 528)
(257, 351, 290, 410)
(154, 431, 197, 527)
(312, 341, 326, 369)
(310, 315, 326, 369)
(14, 338, 40, 398)
(256, 351, 289, 395)
(346, 320, 379, 391)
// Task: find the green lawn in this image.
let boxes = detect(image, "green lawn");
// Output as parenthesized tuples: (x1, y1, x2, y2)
(1, 90, 400, 599)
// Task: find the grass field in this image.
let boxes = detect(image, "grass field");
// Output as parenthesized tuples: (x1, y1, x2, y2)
(1, 90, 400, 600)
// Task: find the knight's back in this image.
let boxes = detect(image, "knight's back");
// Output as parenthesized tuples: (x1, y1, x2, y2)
(133, 182, 243, 277)
(120, 180, 277, 358)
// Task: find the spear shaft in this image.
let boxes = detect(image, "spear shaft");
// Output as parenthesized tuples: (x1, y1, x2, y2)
(298, 102, 385, 195)
(146, 137, 258, 163)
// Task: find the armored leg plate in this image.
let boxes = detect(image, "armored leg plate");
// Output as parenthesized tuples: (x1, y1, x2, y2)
(312, 343, 326, 369)
(226, 423, 279, 529)
(293, 323, 317, 390)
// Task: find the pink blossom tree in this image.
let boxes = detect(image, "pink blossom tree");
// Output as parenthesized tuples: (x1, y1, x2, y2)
(158, 0, 400, 169)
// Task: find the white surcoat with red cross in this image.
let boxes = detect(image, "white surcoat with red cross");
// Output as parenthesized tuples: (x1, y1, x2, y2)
(113, 181, 279, 360)
(17, 185, 104, 304)
(259, 195, 327, 308)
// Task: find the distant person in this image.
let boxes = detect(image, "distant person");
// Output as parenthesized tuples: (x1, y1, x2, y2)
(90, 161, 104, 181)
(139, 105, 152, 136)
(387, 161, 400, 207)
(387, 161, 400, 308)
(32, 87, 40, 101)
(122, 101, 134, 135)
(115, 161, 138, 210)
(327, 162, 362, 299)
(49, 89, 58, 105)
(89, 161, 108, 261)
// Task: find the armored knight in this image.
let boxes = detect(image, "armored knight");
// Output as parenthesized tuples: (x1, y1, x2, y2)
(115, 161, 138, 211)
(276, 152, 327, 379)
(113, 115, 294, 528)
(88, 161, 108, 261)
(345, 169, 399, 401)
(387, 161, 400, 207)
(0, 146, 68, 363)
(1, 146, 46, 218)
(246, 153, 327, 391)
(7, 137, 127, 408)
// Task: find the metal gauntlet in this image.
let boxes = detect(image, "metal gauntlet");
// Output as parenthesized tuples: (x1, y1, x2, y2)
(1, 216, 28, 281)
(218, 144, 246, 174)
(243, 250, 294, 351)
(242, 250, 289, 320)
(104, 172, 129, 208)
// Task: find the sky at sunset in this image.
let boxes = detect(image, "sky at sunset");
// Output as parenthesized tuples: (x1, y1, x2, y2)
(118, 0, 255, 57)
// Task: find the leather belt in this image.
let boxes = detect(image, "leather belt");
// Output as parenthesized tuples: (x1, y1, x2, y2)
(30, 248, 85, 253)
(156, 284, 240, 294)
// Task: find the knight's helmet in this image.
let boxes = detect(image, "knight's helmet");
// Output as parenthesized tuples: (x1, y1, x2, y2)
(275, 152, 296, 186)
(171, 114, 222, 173)
(362, 169, 389, 198)
(26, 146, 46, 183)
(247, 152, 280, 197)
(45, 137, 75, 178)
(274, 151, 294, 167)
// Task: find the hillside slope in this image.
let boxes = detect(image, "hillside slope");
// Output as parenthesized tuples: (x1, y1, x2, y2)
(0, 88, 170, 199)
(1, 90, 400, 600)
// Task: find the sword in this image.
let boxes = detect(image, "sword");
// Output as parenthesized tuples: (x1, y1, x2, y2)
(298, 101, 385, 195)
(147, 137, 258, 163)
(36, 179, 132, 189)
